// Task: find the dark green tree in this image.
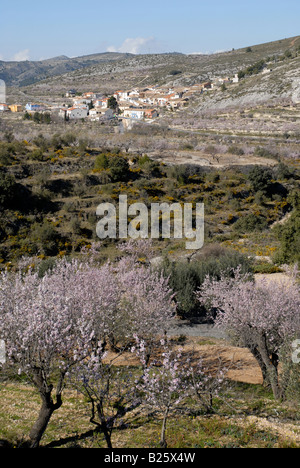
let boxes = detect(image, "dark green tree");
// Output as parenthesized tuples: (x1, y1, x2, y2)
(248, 165, 273, 194)
(109, 157, 129, 181)
(107, 96, 118, 110)
(273, 191, 300, 264)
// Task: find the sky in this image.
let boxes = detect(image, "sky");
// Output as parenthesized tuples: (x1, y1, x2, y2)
(0, 0, 300, 61)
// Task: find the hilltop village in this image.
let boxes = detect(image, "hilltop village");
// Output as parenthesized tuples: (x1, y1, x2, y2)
(0, 73, 241, 123)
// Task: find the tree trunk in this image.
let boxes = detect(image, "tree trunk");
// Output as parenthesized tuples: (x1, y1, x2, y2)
(96, 401, 113, 449)
(29, 390, 62, 448)
(29, 368, 63, 448)
(101, 422, 113, 449)
(257, 334, 282, 400)
(160, 407, 170, 448)
(250, 346, 270, 387)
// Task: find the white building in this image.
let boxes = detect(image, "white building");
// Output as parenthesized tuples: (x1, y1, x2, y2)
(73, 98, 92, 107)
(90, 108, 115, 121)
(123, 108, 145, 119)
(66, 107, 88, 119)
(94, 98, 109, 108)
(115, 90, 130, 101)
(0, 103, 9, 112)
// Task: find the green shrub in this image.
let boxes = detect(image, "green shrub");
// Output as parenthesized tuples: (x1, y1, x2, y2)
(0, 173, 17, 206)
(228, 145, 244, 156)
(273, 193, 300, 264)
(108, 156, 130, 181)
(248, 166, 273, 194)
(38, 257, 57, 278)
(31, 221, 61, 256)
(233, 214, 268, 233)
(30, 148, 45, 161)
(94, 153, 109, 170)
(138, 155, 151, 167)
(159, 247, 253, 318)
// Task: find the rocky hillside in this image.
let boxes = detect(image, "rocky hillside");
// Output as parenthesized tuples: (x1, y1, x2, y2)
(3, 35, 300, 102)
(0, 52, 134, 87)
(192, 52, 300, 112)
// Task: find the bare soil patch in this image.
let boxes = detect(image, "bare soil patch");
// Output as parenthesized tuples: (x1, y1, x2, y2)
(156, 150, 278, 168)
(105, 335, 263, 386)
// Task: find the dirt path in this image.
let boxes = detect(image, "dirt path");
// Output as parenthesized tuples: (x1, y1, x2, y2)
(106, 332, 263, 386)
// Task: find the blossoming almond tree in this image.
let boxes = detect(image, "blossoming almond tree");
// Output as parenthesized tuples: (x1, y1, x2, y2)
(0, 258, 118, 447)
(197, 269, 300, 400)
(135, 339, 189, 448)
(115, 259, 176, 351)
(0, 246, 176, 447)
(133, 336, 228, 447)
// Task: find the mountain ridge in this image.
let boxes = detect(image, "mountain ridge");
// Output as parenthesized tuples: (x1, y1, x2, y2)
(1, 35, 299, 88)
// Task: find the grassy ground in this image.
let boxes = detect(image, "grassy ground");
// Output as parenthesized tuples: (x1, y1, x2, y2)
(1, 381, 299, 448)
(1, 341, 299, 449)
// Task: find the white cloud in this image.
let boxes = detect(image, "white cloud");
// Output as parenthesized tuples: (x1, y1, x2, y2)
(189, 52, 209, 55)
(189, 49, 230, 56)
(12, 49, 30, 61)
(107, 37, 163, 55)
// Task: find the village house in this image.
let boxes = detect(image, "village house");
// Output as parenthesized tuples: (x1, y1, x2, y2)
(144, 108, 158, 119)
(201, 81, 213, 90)
(25, 103, 45, 112)
(66, 107, 88, 119)
(0, 103, 9, 112)
(123, 108, 158, 120)
(59, 108, 68, 119)
(93, 97, 106, 107)
(9, 104, 23, 112)
(157, 96, 169, 107)
(115, 90, 130, 101)
(167, 98, 188, 110)
(73, 98, 92, 108)
(139, 92, 158, 106)
(123, 108, 145, 120)
(95, 98, 109, 108)
(118, 100, 140, 112)
(170, 91, 184, 99)
(65, 89, 77, 98)
(128, 89, 140, 98)
(82, 92, 97, 100)
(89, 108, 115, 121)
(128, 97, 140, 106)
